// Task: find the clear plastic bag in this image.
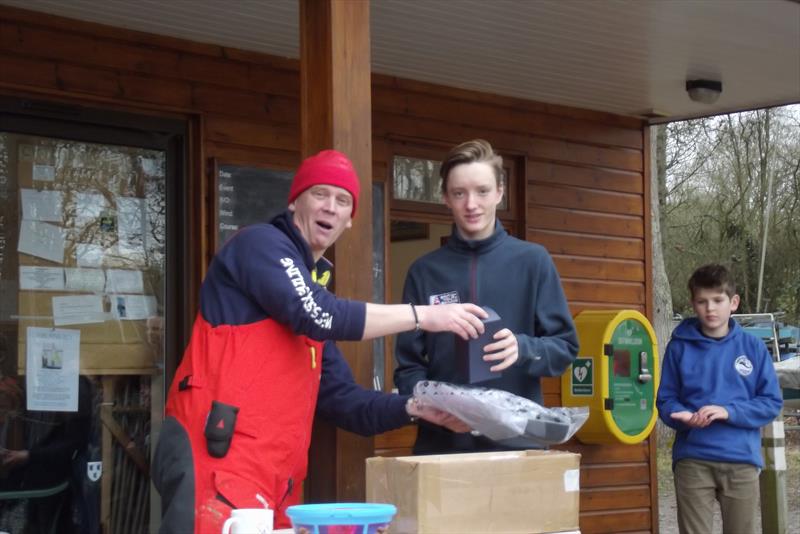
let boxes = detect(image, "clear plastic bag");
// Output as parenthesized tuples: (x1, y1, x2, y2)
(413, 381, 589, 447)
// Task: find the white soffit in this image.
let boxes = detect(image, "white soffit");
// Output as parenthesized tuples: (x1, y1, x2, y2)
(1, 0, 798, 121)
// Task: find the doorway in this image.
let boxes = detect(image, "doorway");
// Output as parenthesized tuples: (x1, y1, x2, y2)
(0, 96, 187, 534)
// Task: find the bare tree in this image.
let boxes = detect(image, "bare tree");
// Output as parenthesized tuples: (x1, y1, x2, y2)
(652, 124, 674, 343)
(662, 105, 800, 323)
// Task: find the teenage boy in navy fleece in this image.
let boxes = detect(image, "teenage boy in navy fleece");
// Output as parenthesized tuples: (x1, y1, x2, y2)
(657, 263, 782, 534)
(152, 149, 488, 533)
(394, 139, 578, 454)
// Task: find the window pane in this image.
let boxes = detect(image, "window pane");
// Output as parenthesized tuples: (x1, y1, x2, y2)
(392, 154, 508, 210)
(392, 155, 442, 204)
(0, 131, 166, 534)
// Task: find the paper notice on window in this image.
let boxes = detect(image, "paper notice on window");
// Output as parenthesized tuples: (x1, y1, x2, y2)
(105, 269, 144, 293)
(117, 240, 146, 265)
(26, 327, 80, 412)
(20, 266, 65, 291)
(65, 268, 106, 292)
(110, 294, 157, 321)
(75, 243, 105, 267)
(116, 196, 145, 243)
(32, 164, 56, 182)
(139, 157, 164, 178)
(21, 188, 63, 222)
(74, 191, 108, 225)
(18, 144, 34, 162)
(18, 220, 65, 264)
(52, 295, 105, 326)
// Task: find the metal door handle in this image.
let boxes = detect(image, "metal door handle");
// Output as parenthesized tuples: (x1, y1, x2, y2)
(638, 351, 652, 383)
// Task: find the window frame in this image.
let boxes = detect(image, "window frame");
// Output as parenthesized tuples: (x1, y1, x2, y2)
(387, 139, 521, 227)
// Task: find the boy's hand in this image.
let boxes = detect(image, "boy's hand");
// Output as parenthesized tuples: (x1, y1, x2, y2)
(696, 405, 728, 424)
(670, 411, 695, 424)
(483, 329, 519, 372)
(671, 406, 728, 428)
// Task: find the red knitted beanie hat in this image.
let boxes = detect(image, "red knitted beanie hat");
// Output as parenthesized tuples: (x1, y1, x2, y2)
(288, 150, 360, 217)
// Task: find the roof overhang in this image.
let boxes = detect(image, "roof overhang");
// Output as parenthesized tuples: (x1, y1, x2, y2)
(1, 0, 798, 123)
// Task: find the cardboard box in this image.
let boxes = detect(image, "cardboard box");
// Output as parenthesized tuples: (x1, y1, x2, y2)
(366, 449, 580, 534)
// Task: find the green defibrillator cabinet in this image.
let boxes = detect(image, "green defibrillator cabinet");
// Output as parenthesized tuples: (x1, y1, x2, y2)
(561, 310, 659, 444)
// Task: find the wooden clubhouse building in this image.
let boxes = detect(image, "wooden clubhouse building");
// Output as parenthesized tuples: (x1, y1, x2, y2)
(0, 1, 797, 532)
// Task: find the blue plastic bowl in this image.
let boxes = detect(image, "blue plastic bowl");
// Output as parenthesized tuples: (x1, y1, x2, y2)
(285, 503, 396, 534)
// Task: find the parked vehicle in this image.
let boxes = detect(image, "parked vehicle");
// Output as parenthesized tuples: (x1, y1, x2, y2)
(733, 313, 800, 411)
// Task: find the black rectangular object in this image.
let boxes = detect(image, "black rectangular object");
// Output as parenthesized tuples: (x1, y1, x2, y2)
(454, 306, 503, 384)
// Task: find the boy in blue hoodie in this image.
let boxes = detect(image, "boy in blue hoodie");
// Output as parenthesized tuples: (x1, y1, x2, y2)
(657, 264, 782, 534)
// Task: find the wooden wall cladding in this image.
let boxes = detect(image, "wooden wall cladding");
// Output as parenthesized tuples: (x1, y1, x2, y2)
(0, 5, 303, 170)
(1, 6, 654, 532)
(370, 72, 652, 534)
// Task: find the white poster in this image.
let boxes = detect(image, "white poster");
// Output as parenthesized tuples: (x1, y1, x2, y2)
(110, 294, 157, 321)
(19, 266, 65, 291)
(52, 295, 105, 326)
(75, 243, 105, 267)
(65, 268, 106, 292)
(116, 196, 145, 241)
(18, 220, 65, 264)
(21, 189, 63, 222)
(117, 241, 146, 265)
(105, 269, 144, 293)
(116, 196, 147, 261)
(74, 191, 108, 225)
(26, 327, 80, 412)
(32, 164, 55, 182)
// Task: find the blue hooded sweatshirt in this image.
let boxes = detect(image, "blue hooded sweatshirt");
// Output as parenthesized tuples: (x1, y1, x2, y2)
(656, 318, 782, 468)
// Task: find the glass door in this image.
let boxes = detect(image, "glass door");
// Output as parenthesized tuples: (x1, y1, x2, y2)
(0, 99, 185, 534)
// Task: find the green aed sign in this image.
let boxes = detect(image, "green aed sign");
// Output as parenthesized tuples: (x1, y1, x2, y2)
(571, 357, 593, 396)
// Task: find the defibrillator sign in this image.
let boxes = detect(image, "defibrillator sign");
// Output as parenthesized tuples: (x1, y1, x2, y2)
(571, 358, 593, 396)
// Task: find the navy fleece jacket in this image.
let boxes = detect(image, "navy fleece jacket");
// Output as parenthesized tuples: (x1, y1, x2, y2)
(394, 221, 578, 453)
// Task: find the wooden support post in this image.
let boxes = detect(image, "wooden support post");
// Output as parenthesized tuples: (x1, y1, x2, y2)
(760, 411, 787, 534)
(299, 0, 374, 504)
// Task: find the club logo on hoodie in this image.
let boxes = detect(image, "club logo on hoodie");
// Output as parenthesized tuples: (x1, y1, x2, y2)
(734, 355, 753, 376)
(429, 291, 460, 305)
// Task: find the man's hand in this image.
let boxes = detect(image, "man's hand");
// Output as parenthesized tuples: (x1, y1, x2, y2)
(483, 328, 518, 372)
(406, 398, 471, 433)
(0, 448, 29, 469)
(670, 405, 729, 428)
(418, 303, 487, 340)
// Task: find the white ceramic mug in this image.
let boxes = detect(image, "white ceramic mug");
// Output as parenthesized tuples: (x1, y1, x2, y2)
(221, 508, 273, 534)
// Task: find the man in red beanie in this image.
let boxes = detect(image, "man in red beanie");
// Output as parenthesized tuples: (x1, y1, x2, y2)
(153, 149, 487, 533)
